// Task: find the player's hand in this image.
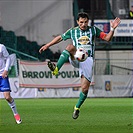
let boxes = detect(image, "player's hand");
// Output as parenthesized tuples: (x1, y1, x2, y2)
(39, 44, 49, 53)
(110, 17, 121, 29)
(2, 70, 8, 78)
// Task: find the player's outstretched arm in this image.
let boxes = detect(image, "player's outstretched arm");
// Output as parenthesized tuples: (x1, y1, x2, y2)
(103, 17, 121, 42)
(39, 35, 62, 53)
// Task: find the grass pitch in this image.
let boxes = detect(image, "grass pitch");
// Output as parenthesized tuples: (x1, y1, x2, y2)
(0, 98, 132, 133)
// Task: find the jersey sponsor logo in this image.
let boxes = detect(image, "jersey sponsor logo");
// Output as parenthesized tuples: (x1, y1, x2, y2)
(78, 36, 90, 45)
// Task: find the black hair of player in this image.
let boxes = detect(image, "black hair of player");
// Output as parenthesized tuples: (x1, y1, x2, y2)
(77, 12, 89, 21)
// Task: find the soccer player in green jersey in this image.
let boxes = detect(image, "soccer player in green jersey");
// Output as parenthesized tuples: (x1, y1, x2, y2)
(39, 12, 121, 119)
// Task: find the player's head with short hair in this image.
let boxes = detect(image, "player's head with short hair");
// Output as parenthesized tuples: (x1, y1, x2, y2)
(77, 12, 89, 31)
(77, 12, 89, 21)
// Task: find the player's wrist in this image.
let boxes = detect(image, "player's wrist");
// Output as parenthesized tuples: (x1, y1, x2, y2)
(110, 27, 115, 31)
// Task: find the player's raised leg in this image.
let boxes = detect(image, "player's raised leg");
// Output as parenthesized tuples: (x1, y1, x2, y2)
(47, 44, 76, 75)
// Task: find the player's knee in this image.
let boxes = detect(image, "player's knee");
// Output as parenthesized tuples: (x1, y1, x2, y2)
(82, 88, 88, 95)
(81, 82, 90, 94)
(4, 95, 12, 102)
(66, 44, 76, 55)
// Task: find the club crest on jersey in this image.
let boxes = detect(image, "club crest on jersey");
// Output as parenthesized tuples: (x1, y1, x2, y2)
(78, 36, 90, 45)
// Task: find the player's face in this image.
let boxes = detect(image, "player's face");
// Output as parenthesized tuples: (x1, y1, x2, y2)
(77, 17, 89, 31)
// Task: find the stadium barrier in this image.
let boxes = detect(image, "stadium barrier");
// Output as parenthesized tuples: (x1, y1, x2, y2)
(0, 58, 132, 98)
(0, 75, 132, 98)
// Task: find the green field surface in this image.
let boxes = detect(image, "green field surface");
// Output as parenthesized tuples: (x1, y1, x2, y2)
(0, 98, 132, 133)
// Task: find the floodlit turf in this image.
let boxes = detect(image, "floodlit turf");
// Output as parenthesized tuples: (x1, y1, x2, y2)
(0, 98, 132, 133)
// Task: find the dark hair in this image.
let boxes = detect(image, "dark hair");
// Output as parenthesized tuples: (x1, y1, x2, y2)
(77, 12, 89, 20)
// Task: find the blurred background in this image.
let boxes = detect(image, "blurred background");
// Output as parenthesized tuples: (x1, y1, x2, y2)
(0, 0, 132, 98)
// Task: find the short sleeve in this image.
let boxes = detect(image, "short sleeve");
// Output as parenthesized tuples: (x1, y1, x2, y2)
(94, 26, 102, 38)
(61, 28, 72, 41)
(2, 45, 9, 58)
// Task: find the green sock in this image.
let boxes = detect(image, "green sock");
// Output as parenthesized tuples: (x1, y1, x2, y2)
(76, 92, 87, 108)
(56, 50, 70, 71)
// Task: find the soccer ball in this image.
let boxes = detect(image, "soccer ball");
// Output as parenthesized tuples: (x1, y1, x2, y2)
(74, 48, 88, 62)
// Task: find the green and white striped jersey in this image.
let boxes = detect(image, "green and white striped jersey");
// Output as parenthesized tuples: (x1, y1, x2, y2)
(61, 26, 102, 57)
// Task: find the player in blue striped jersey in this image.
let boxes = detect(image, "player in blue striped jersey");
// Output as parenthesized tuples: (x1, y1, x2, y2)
(39, 12, 121, 119)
